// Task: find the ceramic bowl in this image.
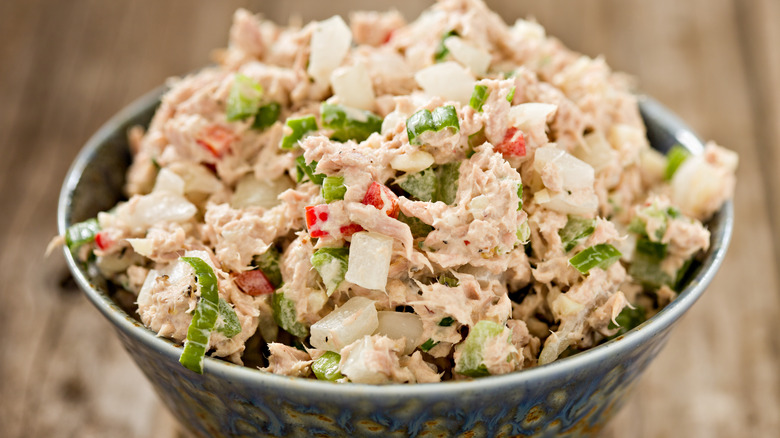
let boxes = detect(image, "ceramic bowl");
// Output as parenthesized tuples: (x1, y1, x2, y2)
(58, 87, 733, 438)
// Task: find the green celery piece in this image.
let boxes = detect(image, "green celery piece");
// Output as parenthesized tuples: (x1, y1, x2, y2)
(295, 155, 325, 185)
(310, 247, 349, 296)
(434, 162, 461, 205)
(635, 237, 668, 260)
(664, 145, 690, 181)
(437, 273, 459, 288)
(179, 256, 221, 374)
(252, 101, 281, 130)
(253, 247, 282, 288)
(216, 298, 242, 338)
(419, 339, 439, 352)
(397, 212, 434, 238)
(569, 244, 622, 275)
(629, 203, 676, 240)
(673, 257, 695, 291)
(280, 115, 317, 150)
(607, 305, 646, 338)
(454, 320, 505, 377)
(438, 316, 455, 327)
(271, 289, 308, 338)
(312, 351, 344, 381)
(431, 105, 460, 133)
(467, 128, 487, 152)
(406, 109, 436, 146)
(629, 249, 671, 289)
(226, 74, 263, 122)
(517, 221, 531, 244)
(517, 183, 523, 211)
(65, 218, 100, 253)
(320, 103, 383, 142)
(398, 167, 437, 202)
(322, 176, 347, 203)
(433, 30, 459, 62)
(506, 86, 516, 102)
(558, 216, 596, 252)
(469, 84, 490, 112)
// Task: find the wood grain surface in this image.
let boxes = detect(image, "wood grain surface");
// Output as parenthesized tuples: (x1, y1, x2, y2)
(1, 1, 777, 437)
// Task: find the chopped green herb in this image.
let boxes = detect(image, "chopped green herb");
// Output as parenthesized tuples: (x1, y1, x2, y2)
(558, 216, 596, 252)
(253, 247, 282, 288)
(216, 298, 242, 338)
(252, 101, 281, 130)
(517, 183, 524, 211)
(438, 316, 456, 327)
(469, 84, 490, 112)
(226, 74, 263, 122)
(398, 212, 434, 238)
(431, 105, 460, 133)
(607, 305, 646, 338)
(406, 109, 436, 146)
(569, 244, 622, 274)
(280, 115, 317, 150)
(664, 145, 690, 181)
(312, 351, 343, 381)
(295, 155, 325, 185)
(65, 218, 100, 254)
(272, 288, 308, 338)
(310, 247, 349, 296)
(320, 103, 383, 142)
(419, 338, 439, 352)
(322, 176, 347, 202)
(178, 256, 221, 374)
(506, 86, 516, 102)
(433, 30, 459, 62)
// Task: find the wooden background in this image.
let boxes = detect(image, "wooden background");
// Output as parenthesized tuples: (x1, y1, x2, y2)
(1, 0, 778, 436)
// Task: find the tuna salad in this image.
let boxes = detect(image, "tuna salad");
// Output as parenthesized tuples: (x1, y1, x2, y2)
(61, 0, 737, 382)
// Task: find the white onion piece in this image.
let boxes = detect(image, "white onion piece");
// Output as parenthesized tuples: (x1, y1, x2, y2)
(390, 150, 435, 174)
(374, 311, 423, 355)
(169, 162, 222, 194)
(118, 192, 197, 229)
(537, 191, 598, 217)
(345, 231, 393, 291)
(331, 63, 375, 111)
(308, 15, 352, 84)
(508, 103, 557, 131)
(638, 147, 667, 183)
(309, 296, 378, 351)
(511, 19, 546, 41)
(671, 153, 734, 221)
(126, 238, 154, 257)
(339, 335, 389, 384)
(573, 131, 616, 172)
(414, 61, 474, 104)
(443, 36, 491, 75)
(533, 145, 595, 191)
(152, 168, 185, 195)
(231, 174, 295, 210)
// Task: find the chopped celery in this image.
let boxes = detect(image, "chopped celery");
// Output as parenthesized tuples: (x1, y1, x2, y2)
(506, 86, 516, 102)
(253, 247, 282, 288)
(558, 216, 596, 252)
(320, 103, 383, 142)
(419, 338, 439, 352)
(664, 145, 690, 181)
(607, 305, 646, 338)
(628, 249, 671, 289)
(295, 155, 325, 185)
(635, 237, 668, 260)
(226, 74, 263, 122)
(406, 109, 436, 146)
(179, 256, 221, 374)
(398, 167, 437, 202)
(434, 29, 459, 62)
(517, 183, 523, 211)
(397, 212, 434, 238)
(438, 316, 455, 327)
(431, 105, 460, 133)
(216, 298, 242, 338)
(434, 162, 461, 205)
(312, 351, 343, 381)
(280, 115, 317, 150)
(469, 84, 490, 111)
(569, 244, 622, 274)
(65, 218, 100, 253)
(252, 101, 281, 130)
(311, 247, 349, 295)
(437, 273, 459, 288)
(517, 221, 531, 244)
(271, 289, 308, 338)
(454, 320, 505, 377)
(322, 176, 347, 202)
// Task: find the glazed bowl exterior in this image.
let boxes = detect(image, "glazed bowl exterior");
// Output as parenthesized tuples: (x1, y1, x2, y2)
(59, 87, 733, 438)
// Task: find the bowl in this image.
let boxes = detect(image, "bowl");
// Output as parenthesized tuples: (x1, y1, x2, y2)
(58, 86, 733, 438)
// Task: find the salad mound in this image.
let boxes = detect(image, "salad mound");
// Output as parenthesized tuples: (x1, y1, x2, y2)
(62, 0, 737, 382)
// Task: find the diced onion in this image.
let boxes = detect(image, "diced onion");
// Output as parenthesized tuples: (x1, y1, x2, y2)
(126, 238, 154, 257)
(414, 61, 475, 104)
(572, 130, 616, 172)
(552, 294, 585, 317)
(374, 311, 423, 355)
(152, 168, 185, 195)
(443, 36, 491, 75)
(533, 145, 594, 191)
(339, 335, 389, 384)
(231, 174, 295, 210)
(169, 162, 223, 195)
(118, 192, 197, 229)
(345, 231, 394, 291)
(330, 63, 376, 111)
(390, 150, 435, 174)
(508, 103, 557, 131)
(308, 15, 352, 84)
(310, 296, 378, 351)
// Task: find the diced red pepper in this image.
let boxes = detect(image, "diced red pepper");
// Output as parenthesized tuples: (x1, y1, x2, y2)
(197, 125, 237, 158)
(382, 29, 395, 45)
(235, 269, 275, 296)
(496, 127, 526, 157)
(339, 223, 365, 236)
(305, 205, 364, 239)
(95, 231, 113, 251)
(362, 182, 400, 218)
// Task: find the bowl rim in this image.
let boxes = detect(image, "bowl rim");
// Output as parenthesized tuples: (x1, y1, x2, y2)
(58, 86, 734, 396)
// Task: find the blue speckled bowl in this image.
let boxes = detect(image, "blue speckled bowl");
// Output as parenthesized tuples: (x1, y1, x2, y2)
(59, 87, 733, 438)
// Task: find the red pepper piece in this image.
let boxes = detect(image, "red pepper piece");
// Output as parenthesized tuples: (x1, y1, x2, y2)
(197, 125, 237, 158)
(339, 223, 365, 237)
(235, 269, 275, 296)
(362, 182, 400, 218)
(305, 205, 330, 238)
(95, 231, 113, 251)
(496, 127, 526, 157)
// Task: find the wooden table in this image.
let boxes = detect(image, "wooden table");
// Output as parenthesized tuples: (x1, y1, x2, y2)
(1, 1, 777, 436)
